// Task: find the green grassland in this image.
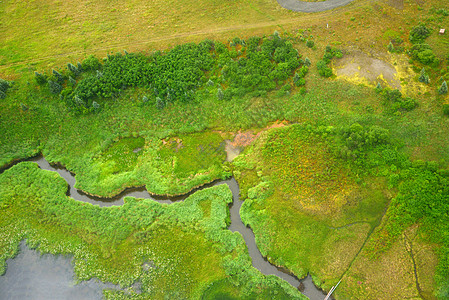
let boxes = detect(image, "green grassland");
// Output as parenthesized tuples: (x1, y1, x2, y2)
(1, 0, 449, 299)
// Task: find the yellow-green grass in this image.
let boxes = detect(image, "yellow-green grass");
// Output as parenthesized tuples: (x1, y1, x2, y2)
(339, 224, 438, 300)
(0, 0, 298, 72)
(0, 0, 447, 78)
(233, 124, 391, 292)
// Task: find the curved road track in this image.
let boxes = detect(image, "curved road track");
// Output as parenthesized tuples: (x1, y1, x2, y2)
(277, 0, 356, 12)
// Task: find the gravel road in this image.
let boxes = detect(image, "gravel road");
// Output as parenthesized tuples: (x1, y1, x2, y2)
(277, 0, 355, 12)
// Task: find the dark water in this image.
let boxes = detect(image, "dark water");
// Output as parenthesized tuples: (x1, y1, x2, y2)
(0, 156, 331, 300)
(0, 242, 118, 300)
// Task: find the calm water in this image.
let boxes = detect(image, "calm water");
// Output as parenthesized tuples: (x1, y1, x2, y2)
(0, 242, 118, 300)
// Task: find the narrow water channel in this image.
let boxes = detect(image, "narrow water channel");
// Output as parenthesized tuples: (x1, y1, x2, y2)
(1, 156, 331, 300)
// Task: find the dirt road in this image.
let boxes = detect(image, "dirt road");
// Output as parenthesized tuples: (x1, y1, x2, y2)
(277, 0, 355, 12)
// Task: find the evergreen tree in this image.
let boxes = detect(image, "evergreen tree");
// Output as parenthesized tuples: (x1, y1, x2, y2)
(67, 63, 79, 76)
(69, 76, 77, 87)
(217, 88, 224, 100)
(0, 78, 10, 93)
(52, 69, 64, 84)
(439, 81, 448, 95)
(207, 79, 214, 87)
(74, 95, 84, 107)
(156, 97, 165, 110)
(418, 68, 429, 84)
(293, 72, 300, 84)
(35, 72, 47, 85)
(375, 82, 382, 93)
(0, 90, 6, 99)
(92, 101, 100, 111)
(304, 57, 311, 66)
(48, 80, 62, 94)
(387, 41, 394, 52)
(77, 62, 83, 72)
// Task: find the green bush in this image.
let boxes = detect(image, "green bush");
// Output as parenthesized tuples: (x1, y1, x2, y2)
(0, 79, 11, 95)
(410, 44, 436, 65)
(306, 39, 314, 48)
(82, 55, 102, 71)
(443, 104, 449, 116)
(381, 88, 417, 113)
(316, 60, 332, 77)
(409, 24, 431, 44)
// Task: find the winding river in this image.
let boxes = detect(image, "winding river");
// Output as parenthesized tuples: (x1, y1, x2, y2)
(0, 156, 331, 300)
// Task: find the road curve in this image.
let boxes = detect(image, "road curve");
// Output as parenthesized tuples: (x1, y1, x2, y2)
(277, 0, 356, 12)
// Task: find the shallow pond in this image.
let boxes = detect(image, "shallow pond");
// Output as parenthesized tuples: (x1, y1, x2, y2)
(0, 242, 118, 300)
(1, 156, 332, 300)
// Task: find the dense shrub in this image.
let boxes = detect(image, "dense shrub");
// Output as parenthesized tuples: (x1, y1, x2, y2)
(410, 44, 437, 65)
(409, 24, 431, 44)
(82, 55, 102, 71)
(317, 60, 333, 77)
(443, 104, 449, 116)
(38, 34, 305, 113)
(217, 33, 300, 98)
(316, 46, 341, 78)
(381, 88, 417, 113)
(0, 79, 11, 97)
(341, 123, 390, 151)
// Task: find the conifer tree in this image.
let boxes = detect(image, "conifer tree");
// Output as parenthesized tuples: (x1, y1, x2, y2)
(35, 72, 47, 85)
(48, 80, 62, 94)
(217, 88, 224, 100)
(418, 68, 429, 84)
(439, 81, 448, 95)
(52, 69, 64, 84)
(156, 97, 164, 110)
(304, 57, 311, 66)
(92, 101, 100, 111)
(69, 76, 77, 87)
(387, 42, 394, 52)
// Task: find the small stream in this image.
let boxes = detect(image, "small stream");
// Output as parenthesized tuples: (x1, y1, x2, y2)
(0, 156, 330, 300)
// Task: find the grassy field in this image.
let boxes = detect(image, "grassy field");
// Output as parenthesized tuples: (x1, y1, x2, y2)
(1, 0, 449, 299)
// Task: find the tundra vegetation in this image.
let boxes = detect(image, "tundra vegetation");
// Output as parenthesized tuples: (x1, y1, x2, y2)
(1, 0, 449, 299)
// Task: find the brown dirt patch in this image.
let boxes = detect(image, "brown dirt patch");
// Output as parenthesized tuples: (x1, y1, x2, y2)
(223, 121, 287, 161)
(334, 50, 401, 89)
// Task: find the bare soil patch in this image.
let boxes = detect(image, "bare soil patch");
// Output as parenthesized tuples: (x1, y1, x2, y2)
(334, 50, 401, 89)
(223, 121, 287, 161)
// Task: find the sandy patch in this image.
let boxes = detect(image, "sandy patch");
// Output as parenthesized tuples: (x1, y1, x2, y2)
(334, 50, 401, 89)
